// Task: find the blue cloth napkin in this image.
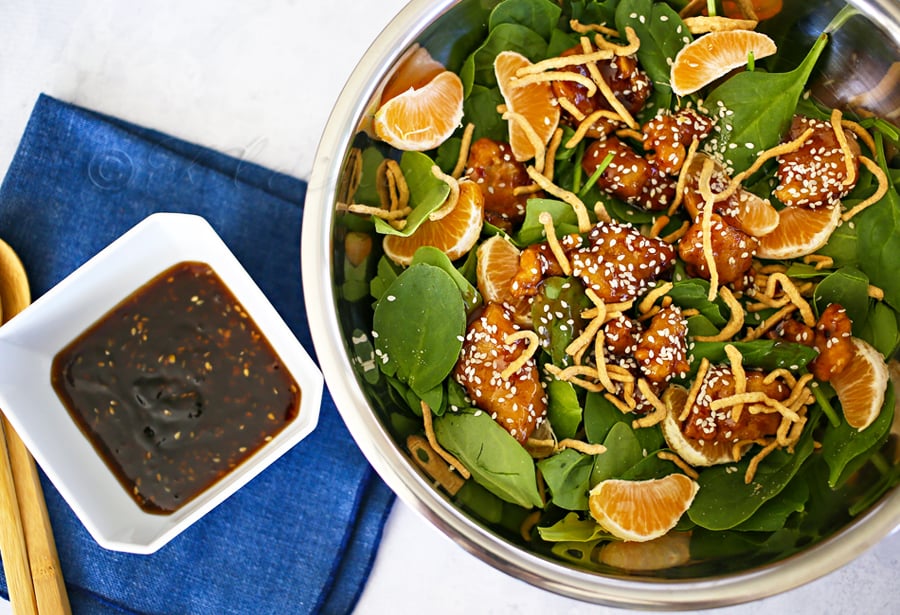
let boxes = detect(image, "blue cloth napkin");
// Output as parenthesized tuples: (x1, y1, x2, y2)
(0, 94, 394, 614)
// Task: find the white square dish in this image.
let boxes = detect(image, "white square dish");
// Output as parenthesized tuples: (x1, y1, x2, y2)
(0, 212, 322, 554)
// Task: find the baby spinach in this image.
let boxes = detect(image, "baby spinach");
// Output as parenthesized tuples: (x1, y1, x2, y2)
(859, 302, 900, 358)
(547, 378, 583, 439)
(690, 340, 818, 373)
(688, 430, 816, 531)
(463, 23, 548, 89)
(373, 151, 451, 237)
(538, 448, 595, 510)
(490, 0, 562, 41)
(516, 198, 582, 246)
(531, 276, 590, 366)
(668, 278, 729, 326)
(410, 247, 482, 314)
(821, 384, 895, 488)
(812, 267, 870, 330)
(462, 85, 506, 141)
(372, 263, 465, 397)
(434, 409, 544, 509)
(615, 0, 691, 114)
(583, 390, 665, 451)
(591, 421, 644, 483)
(705, 33, 829, 173)
(852, 171, 900, 311)
(732, 478, 809, 532)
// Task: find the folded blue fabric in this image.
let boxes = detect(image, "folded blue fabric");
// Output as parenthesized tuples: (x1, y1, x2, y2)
(0, 94, 394, 614)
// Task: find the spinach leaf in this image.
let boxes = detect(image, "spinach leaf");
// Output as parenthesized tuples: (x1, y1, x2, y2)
(705, 33, 829, 173)
(538, 512, 610, 542)
(434, 409, 544, 509)
(818, 219, 859, 267)
(410, 246, 482, 314)
(615, 0, 691, 114)
(859, 301, 900, 358)
(490, 0, 562, 41)
(822, 383, 894, 488)
(531, 276, 590, 365)
(732, 478, 809, 532)
(374, 151, 451, 237)
(455, 480, 504, 524)
(516, 198, 582, 246)
(462, 85, 506, 141)
(668, 278, 728, 326)
(538, 448, 594, 510)
(583, 391, 665, 451)
(690, 340, 818, 372)
(812, 267, 870, 330)
(369, 255, 401, 301)
(591, 421, 644, 484)
(688, 429, 816, 530)
(547, 378, 583, 439)
(354, 146, 386, 206)
(853, 173, 900, 311)
(465, 23, 548, 89)
(372, 263, 465, 397)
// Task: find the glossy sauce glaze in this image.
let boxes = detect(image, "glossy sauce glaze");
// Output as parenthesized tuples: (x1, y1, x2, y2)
(51, 261, 300, 514)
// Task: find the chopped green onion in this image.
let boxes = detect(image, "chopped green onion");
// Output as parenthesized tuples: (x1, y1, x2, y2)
(812, 381, 841, 428)
(747, 50, 755, 72)
(579, 152, 614, 198)
(571, 141, 586, 194)
(706, 0, 716, 18)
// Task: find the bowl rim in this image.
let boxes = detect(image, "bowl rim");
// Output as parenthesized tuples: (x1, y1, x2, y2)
(302, 0, 900, 607)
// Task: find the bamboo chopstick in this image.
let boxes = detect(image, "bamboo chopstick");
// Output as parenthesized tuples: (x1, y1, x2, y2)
(0, 419, 38, 615)
(3, 417, 71, 615)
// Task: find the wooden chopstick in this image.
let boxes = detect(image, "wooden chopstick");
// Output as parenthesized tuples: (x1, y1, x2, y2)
(0, 418, 38, 615)
(3, 417, 71, 615)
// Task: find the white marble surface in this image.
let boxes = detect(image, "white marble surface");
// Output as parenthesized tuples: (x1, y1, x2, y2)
(0, 1, 898, 614)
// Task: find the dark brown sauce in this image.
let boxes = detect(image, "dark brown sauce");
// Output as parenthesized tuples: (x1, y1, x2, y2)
(51, 261, 300, 514)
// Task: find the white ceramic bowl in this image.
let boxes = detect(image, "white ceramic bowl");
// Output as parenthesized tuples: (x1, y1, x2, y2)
(0, 212, 322, 554)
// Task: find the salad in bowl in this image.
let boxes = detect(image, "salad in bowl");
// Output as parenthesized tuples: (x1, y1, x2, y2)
(308, 0, 900, 600)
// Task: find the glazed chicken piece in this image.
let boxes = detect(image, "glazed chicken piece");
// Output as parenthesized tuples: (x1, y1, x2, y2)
(767, 303, 854, 382)
(642, 108, 714, 175)
(582, 136, 677, 211)
(678, 212, 758, 285)
(634, 306, 691, 385)
(510, 234, 581, 298)
(570, 220, 676, 303)
(682, 366, 788, 442)
(454, 302, 547, 443)
(774, 115, 861, 209)
(604, 313, 642, 357)
(465, 137, 538, 232)
(551, 44, 652, 136)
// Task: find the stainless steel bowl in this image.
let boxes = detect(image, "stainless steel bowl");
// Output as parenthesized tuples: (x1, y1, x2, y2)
(303, 0, 900, 608)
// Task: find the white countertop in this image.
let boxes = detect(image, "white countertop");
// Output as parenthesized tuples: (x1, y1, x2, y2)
(0, 1, 898, 614)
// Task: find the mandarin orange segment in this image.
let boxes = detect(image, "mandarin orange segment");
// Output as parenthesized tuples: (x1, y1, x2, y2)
(830, 337, 889, 431)
(588, 474, 699, 542)
(476, 235, 532, 324)
(670, 30, 777, 97)
(660, 386, 739, 467)
(381, 45, 446, 104)
(382, 180, 484, 266)
(597, 532, 692, 571)
(495, 50, 561, 162)
(374, 70, 464, 151)
(755, 203, 841, 260)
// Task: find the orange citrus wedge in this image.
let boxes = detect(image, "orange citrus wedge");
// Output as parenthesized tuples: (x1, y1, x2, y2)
(495, 50, 561, 162)
(670, 30, 777, 97)
(830, 337, 889, 431)
(735, 189, 779, 237)
(660, 386, 742, 467)
(381, 45, 446, 104)
(383, 180, 484, 266)
(374, 70, 464, 151)
(588, 474, 699, 542)
(755, 203, 841, 260)
(476, 235, 532, 324)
